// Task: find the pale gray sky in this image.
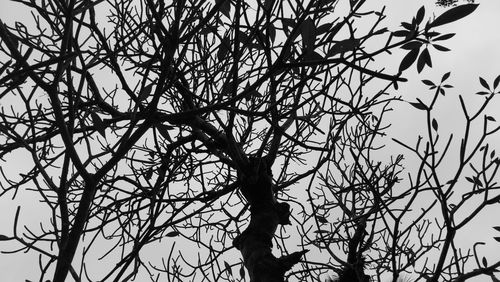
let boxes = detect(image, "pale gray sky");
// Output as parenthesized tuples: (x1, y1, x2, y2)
(0, 1, 499, 281)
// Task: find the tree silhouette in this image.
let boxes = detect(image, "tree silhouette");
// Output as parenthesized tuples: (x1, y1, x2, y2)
(435, 0, 475, 8)
(0, 1, 498, 282)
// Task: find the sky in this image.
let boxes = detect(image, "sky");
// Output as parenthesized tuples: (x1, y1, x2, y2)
(0, 0, 499, 281)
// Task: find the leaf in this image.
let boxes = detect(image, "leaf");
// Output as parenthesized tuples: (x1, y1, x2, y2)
(475, 177, 483, 187)
(401, 22, 414, 31)
(263, 0, 273, 11)
(215, 0, 231, 18)
(245, 89, 262, 101)
(429, 4, 479, 28)
(417, 48, 432, 73)
(476, 91, 490, 95)
(433, 33, 455, 41)
(486, 116, 496, 122)
(399, 48, 419, 72)
(157, 124, 174, 142)
(138, 82, 154, 101)
(144, 167, 153, 180)
(432, 118, 438, 131)
(433, 44, 450, 52)
(0, 234, 11, 240)
(479, 77, 490, 90)
(316, 22, 333, 35)
(422, 79, 435, 86)
(393, 30, 410, 37)
(301, 17, 316, 52)
(217, 36, 231, 61)
(483, 257, 488, 267)
(91, 112, 106, 137)
(492, 74, 500, 90)
(439, 87, 446, 96)
(166, 231, 180, 237)
(327, 38, 359, 57)
(441, 72, 451, 82)
(267, 23, 276, 43)
(426, 31, 440, 38)
(415, 6, 425, 25)
(4, 27, 19, 50)
(224, 261, 232, 276)
(409, 101, 427, 111)
(305, 51, 324, 61)
(495, 237, 500, 242)
(317, 216, 328, 224)
(493, 226, 500, 232)
(400, 41, 423, 51)
(465, 176, 474, 183)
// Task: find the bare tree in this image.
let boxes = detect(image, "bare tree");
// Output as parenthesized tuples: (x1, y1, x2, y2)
(0, 1, 498, 282)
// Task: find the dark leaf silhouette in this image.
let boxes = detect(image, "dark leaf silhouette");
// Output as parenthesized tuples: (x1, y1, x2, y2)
(433, 44, 450, 52)
(401, 41, 423, 50)
(416, 6, 425, 25)
(224, 261, 232, 276)
(441, 72, 451, 82)
(409, 101, 428, 111)
(393, 30, 410, 37)
(399, 48, 419, 72)
(90, 112, 106, 137)
(157, 124, 174, 142)
(301, 17, 316, 52)
(434, 33, 455, 41)
(138, 82, 154, 101)
(327, 38, 359, 57)
(217, 36, 231, 61)
(417, 48, 432, 73)
(422, 79, 435, 86)
(479, 77, 490, 90)
(432, 118, 438, 131)
(166, 231, 180, 237)
(216, 0, 231, 18)
(429, 4, 479, 28)
(494, 74, 500, 89)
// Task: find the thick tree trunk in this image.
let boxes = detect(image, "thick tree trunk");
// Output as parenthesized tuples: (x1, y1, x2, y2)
(233, 157, 307, 282)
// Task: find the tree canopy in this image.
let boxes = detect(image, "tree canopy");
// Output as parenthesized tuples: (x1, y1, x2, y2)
(0, 1, 498, 282)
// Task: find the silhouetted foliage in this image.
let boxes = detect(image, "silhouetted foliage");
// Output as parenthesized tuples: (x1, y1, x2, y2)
(436, 0, 475, 8)
(0, 1, 499, 282)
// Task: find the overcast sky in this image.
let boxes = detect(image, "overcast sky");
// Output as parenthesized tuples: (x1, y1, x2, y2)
(0, 1, 499, 281)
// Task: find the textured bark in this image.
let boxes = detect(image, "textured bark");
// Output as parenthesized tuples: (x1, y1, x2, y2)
(336, 218, 370, 282)
(233, 157, 307, 282)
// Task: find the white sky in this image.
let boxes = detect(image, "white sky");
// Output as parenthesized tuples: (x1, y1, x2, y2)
(0, 1, 499, 281)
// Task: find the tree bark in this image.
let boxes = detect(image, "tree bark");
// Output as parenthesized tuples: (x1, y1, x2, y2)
(233, 157, 307, 282)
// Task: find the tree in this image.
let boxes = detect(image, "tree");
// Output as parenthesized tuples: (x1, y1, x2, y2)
(435, 0, 475, 8)
(0, 1, 498, 281)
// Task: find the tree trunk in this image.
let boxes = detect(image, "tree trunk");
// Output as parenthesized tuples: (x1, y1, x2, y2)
(233, 157, 307, 282)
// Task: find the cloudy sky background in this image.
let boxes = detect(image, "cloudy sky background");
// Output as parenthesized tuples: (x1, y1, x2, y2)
(0, 0, 499, 281)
